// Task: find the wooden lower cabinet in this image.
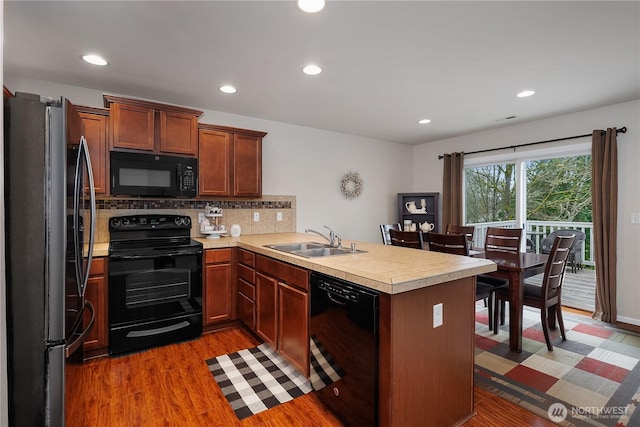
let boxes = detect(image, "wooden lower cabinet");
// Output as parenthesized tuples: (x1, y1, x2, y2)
(83, 257, 108, 359)
(277, 282, 309, 375)
(237, 249, 257, 331)
(256, 272, 278, 347)
(255, 254, 309, 376)
(203, 248, 234, 326)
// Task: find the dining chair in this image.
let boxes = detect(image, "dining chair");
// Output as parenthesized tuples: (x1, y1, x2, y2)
(427, 232, 495, 331)
(493, 234, 575, 351)
(389, 229, 425, 249)
(380, 223, 402, 245)
(445, 224, 475, 248)
(478, 227, 523, 326)
(484, 227, 523, 253)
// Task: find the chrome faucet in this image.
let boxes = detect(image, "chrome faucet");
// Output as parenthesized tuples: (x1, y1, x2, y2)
(305, 225, 342, 248)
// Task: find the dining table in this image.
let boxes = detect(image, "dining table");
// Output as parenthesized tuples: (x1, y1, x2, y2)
(473, 250, 549, 352)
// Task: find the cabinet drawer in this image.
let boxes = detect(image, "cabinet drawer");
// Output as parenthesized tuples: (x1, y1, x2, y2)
(89, 257, 105, 276)
(238, 279, 255, 301)
(239, 249, 255, 267)
(256, 255, 309, 291)
(239, 264, 255, 284)
(205, 248, 232, 264)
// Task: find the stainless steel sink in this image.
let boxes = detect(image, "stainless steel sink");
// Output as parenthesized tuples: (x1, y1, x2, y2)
(264, 242, 366, 258)
(264, 242, 326, 252)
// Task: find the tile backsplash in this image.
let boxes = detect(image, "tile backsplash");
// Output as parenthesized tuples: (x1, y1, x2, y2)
(94, 195, 296, 243)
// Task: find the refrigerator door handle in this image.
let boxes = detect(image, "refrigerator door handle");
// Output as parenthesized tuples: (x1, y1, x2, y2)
(65, 300, 95, 358)
(74, 136, 96, 298)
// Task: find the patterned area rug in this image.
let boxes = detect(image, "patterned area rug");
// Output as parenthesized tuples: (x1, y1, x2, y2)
(475, 303, 640, 426)
(206, 336, 343, 420)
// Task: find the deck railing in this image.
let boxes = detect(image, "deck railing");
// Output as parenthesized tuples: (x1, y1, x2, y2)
(467, 220, 594, 266)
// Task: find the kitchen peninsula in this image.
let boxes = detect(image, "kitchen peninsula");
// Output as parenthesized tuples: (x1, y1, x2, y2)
(198, 232, 496, 426)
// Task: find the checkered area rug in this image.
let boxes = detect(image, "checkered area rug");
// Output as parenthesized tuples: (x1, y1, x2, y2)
(206, 336, 343, 420)
(474, 302, 640, 426)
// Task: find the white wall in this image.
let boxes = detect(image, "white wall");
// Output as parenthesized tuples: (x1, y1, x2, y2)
(4, 75, 414, 244)
(412, 100, 640, 325)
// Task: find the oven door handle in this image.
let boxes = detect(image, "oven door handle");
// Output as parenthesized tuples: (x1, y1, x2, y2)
(109, 250, 203, 259)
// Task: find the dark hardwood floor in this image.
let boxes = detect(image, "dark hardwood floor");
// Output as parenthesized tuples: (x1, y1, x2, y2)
(66, 327, 554, 426)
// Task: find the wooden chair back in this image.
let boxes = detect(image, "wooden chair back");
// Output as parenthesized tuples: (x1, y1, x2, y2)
(427, 232, 469, 256)
(380, 223, 402, 245)
(484, 227, 522, 254)
(389, 229, 424, 249)
(446, 224, 475, 247)
(540, 234, 575, 302)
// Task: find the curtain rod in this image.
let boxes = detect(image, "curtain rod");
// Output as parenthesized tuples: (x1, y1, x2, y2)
(437, 126, 627, 160)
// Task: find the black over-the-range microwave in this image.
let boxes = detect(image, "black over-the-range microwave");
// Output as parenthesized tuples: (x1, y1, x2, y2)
(110, 151, 197, 197)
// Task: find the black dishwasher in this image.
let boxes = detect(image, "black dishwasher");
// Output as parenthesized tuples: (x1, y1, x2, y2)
(310, 272, 379, 427)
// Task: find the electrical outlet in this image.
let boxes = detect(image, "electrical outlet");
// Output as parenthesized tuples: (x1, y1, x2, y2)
(198, 213, 205, 223)
(632, 212, 640, 224)
(253, 212, 260, 222)
(433, 303, 443, 328)
(277, 212, 283, 221)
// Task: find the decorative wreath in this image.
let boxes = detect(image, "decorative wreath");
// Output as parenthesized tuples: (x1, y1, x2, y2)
(340, 171, 364, 199)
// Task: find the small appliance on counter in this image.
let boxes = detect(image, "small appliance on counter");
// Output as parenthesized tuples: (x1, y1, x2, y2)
(200, 203, 226, 238)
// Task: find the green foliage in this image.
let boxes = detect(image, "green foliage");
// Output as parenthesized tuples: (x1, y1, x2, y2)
(526, 156, 592, 222)
(465, 164, 516, 223)
(465, 155, 592, 223)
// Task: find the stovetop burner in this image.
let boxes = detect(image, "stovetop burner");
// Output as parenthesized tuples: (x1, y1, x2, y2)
(109, 214, 202, 257)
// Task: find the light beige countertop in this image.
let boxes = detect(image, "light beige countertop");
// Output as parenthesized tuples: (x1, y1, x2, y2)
(94, 233, 496, 294)
(92, 242, 110, 258)
(196, 233, 497, 294)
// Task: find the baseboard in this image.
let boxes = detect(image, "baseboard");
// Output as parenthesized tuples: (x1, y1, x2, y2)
(615, 315, 640, 333)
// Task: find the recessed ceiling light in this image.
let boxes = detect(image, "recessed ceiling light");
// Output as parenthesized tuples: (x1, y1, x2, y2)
(298, 0, 325, 13)
(516, 90, 535, 98)
(302, 64, 322, 76)
(418, 119, 431, 124)
(82, 54, 108, 66)
(219, 85, 237, 94)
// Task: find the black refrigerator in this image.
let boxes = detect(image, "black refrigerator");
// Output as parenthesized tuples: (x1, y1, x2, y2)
(4, 92, 96, 426)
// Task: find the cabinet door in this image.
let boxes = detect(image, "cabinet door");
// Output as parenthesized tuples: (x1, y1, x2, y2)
(256, 272, 277, 347)
(111, 103, 154, 151)
(198, 129, 231, 196)
(278, 282, 309, 377)
(79, 112, 108, 195)
(83, 258, 107, 352)
(232, 133, 262, 197)
(238, 290, 256, 331)
(83, 276, 107, 350)
(204, 263, 232, 325)
(160, 111, 198, 156)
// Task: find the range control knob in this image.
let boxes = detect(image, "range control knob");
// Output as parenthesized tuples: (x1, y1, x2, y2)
(183, 217, 191, 227)
(175, 217, 183, 226)
(110, 218, 121, 228)
(122, 218, 130, 226)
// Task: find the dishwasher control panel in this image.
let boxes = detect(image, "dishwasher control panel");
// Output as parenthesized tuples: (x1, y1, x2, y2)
(317, 280, 360, 302)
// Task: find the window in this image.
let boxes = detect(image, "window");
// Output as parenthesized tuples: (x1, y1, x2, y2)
(463, 142, 592, 254)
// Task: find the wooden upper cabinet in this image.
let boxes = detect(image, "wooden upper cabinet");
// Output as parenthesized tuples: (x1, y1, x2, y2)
(104, 95, 202, 156)
(198, 123, 267, 197)
(160, 111, 198, 155)
(233, 133, 262, 197)
(198, 128, 231, 196)
(110, 102, 154, 151)
(77, 106, 109, 195)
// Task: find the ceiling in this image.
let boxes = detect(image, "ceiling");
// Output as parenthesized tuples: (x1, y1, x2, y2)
(4, 1, 639, 145)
